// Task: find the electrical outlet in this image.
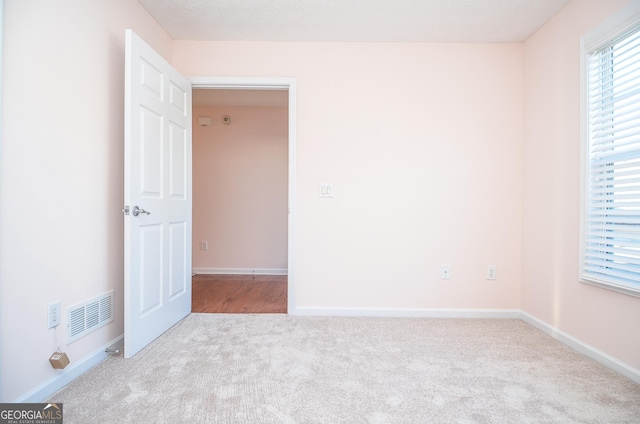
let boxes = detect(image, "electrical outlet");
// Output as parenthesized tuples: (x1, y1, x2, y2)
(48, 301, 61, 328)
(487, 265, 497, 280)
(440, 264, 451, 280)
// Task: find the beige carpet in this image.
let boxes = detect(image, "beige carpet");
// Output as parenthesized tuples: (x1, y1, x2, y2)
(50, 314, 640, 423)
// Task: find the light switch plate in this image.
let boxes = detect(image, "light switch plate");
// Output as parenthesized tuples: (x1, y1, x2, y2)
(320, 183, 334, 198)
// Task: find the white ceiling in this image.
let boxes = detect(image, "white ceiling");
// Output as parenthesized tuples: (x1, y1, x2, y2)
(138, 0, 570, 43)
(193, 89, 288, 108)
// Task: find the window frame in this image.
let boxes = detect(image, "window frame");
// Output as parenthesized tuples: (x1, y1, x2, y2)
(580, 0, 640, 298)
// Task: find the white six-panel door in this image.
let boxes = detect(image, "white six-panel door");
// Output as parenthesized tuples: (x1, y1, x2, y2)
(124, 29, 192, 358)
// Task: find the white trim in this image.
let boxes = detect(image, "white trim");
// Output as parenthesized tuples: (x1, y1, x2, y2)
(580, 278, 640, 299)
(581, 0, 640, 52)
(193, 267, 288, 276)
(290, 306, 521, 319)
(13, 335, 124, 403)
(189, 76, 297, 313)
(579, 26, 590, 292)
(189, 76, 293, 90)
(520, 312, 640, 385)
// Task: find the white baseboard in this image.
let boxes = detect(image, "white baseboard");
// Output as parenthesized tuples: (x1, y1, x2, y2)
(519, 312, 640, 385)
(193, 268, 288, 276)
(290, 306, 521, 319)
(13, 335, 124, 403)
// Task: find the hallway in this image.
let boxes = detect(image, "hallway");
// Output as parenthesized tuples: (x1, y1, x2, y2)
(192, 274, 287, 313)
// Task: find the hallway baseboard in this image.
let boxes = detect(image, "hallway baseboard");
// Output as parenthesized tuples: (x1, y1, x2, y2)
(192, 268, 288, 276)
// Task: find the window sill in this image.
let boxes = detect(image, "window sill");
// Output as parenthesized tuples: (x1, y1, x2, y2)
(580, 278, 640, 299)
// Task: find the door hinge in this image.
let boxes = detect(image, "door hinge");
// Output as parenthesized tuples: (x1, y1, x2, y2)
(122, 205, 130, 215)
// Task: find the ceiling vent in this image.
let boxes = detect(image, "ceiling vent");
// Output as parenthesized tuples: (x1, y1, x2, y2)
(67, 291, 114, 344)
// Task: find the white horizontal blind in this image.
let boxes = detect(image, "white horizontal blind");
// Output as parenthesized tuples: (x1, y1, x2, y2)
(584, 24, 640, 293)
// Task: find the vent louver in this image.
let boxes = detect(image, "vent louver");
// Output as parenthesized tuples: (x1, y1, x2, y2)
(67, 291, 114, 344)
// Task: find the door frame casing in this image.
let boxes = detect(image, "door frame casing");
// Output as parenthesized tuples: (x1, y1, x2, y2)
(190, 77, 297, 313)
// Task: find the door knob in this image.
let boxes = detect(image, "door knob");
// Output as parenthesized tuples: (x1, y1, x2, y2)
(132, 206, 150, 217)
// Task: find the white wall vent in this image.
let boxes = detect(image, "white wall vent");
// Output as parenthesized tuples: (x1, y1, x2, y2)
(67, 290, 114, 344)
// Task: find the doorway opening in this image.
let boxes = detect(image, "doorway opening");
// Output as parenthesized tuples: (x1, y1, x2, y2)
(192, 274, 287, 313)
(188, 78, 297, 314)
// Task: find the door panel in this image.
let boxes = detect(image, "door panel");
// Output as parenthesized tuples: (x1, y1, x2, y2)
(169, 123, 187, 198)
(124, 29, 192, 358)
(140, 224, 163, 315)
(169, 222, 187, 299)
(140, 107, 163, 197)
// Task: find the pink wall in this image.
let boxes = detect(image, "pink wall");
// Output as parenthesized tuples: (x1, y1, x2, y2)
(6, 0, 635, 402)
(192, 105, 288, 271)
(0, 0, 172, 402)
(174, 42, 524, 309)
(523, 0, 640, 369)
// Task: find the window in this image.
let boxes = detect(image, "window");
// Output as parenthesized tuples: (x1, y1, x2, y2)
(581, 3, 640, 297)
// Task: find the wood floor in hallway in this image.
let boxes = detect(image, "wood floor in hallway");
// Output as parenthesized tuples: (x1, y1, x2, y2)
(192, 274, 287, 313)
